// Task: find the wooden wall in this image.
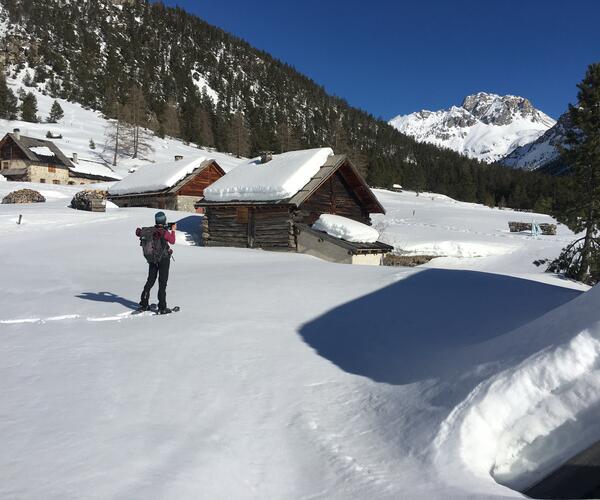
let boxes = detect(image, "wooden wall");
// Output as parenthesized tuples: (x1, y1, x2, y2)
(0, 138, 29, 161)
(295, 171, 370, 226)
(177, 164, 223, 197)
(203, 205, 294, 249)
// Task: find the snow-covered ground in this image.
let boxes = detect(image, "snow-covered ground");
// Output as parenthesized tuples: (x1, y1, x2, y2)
(0, 181, 596, 500)
(2, 68, 245, 178)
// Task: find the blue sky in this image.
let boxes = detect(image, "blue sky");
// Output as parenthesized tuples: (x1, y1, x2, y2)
(163, 0, 599, 120)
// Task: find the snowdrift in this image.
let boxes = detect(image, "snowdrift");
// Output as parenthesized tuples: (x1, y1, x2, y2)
(434, 283, 600, 494)
(312, 214, 380, 243)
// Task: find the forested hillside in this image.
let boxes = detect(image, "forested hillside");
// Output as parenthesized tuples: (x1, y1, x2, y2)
(0, 0, 566, 209)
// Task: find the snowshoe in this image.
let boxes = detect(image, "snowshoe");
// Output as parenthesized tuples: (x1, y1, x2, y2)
(157, 306, 180, 315)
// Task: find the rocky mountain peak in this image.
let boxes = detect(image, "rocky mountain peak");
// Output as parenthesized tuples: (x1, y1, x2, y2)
(389, 92, 556, 163)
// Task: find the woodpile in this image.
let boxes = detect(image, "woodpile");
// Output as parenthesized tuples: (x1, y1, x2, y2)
(2, 189, 46, 204)
(71, 189, 107, 212)
(383, 254, 439, 267)
(508, 221, 557, 235)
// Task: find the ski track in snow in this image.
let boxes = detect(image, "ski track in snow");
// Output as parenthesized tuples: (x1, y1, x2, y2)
(0, 311, 160, 325)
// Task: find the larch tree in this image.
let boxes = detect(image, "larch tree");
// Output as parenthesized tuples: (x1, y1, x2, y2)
(549, 63, 600, 284)
(122, 84, 153, 159)
(226, 111, 250, 158)
(195, 108, 215, 148)
(160, 98, 181, 138)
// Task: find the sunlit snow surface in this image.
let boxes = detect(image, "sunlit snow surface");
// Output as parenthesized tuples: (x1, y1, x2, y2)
(0, 192, 595, 498)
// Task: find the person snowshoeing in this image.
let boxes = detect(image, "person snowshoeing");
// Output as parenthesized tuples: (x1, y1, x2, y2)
(135, 211, 176, 314)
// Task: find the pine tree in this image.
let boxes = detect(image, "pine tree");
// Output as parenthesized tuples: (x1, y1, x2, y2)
(89, 138, 96, 150)
(20, 92, 38, 122)
(47, 100, 64, 123)
(226, 111, 250, 158)
(549, 63, 600, 284)
(22, 70, 34, 87)
(0, 71, 18, 119)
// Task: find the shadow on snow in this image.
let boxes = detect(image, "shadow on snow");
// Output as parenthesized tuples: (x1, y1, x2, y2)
(298, 269, 581, 385)
(76, 291, 140, 311)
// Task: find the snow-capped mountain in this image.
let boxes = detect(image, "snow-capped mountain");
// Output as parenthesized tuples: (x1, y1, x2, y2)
(389, 93, 556, 163)
(502, 112, 570, 171)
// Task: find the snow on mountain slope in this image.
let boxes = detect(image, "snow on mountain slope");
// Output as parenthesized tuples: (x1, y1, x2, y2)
(502, 112, 570, 171)
(1, 68, 244, 178)
(1, 181, 594, 499)
(389, 93, 555, 163)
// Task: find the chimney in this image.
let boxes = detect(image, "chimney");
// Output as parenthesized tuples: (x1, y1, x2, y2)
(174, 155, 184, 161)
(72, 152, 78, 164)
(260, 151, 273, 164)
(13, 128, 20, 140)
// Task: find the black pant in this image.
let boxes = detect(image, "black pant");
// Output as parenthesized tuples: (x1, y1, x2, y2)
(140, 257, 170, 310)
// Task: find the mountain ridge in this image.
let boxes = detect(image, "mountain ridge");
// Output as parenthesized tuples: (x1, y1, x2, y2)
(389, 92, 555, 164)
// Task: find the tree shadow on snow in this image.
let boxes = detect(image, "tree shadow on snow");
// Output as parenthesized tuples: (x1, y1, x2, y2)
(76, 292, 139, 311)
(299, 269, 582, 385)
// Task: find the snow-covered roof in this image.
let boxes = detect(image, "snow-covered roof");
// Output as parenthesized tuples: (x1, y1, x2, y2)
(29, 146, 55, 157)
(69, 158, 122, 181)
(312, 214, 380, 243)
(204, 148, 334, 202)
(108, 157, 211, 196)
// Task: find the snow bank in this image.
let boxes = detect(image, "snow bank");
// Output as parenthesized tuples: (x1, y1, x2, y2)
(312, 214, 379, 243)
(108, 157, 209, 195)
(0, 174, 6, 182)
(204, 148, 333, 202)
(434, 284, 600, 494)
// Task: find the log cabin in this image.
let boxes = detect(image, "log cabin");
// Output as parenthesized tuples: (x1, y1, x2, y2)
(196, 148, 392, 263)
(108, 156, 225, 212)
(0, 130, 120, 184)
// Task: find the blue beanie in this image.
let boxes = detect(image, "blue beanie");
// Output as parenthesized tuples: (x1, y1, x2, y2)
(155, 211, 167, 225)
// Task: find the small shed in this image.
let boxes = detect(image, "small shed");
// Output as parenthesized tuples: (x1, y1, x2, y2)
(196, 148, 389, 259)
(108, 157, 224, 212)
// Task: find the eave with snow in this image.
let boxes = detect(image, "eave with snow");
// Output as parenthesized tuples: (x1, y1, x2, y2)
(196, 148, 390, 264)
(0, 131, 121, 184)
(108, 157, 225, 213)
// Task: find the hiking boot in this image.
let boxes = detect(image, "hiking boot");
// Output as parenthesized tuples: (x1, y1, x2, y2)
(137, 303, 148, 312)
(157, 307, 172, 315)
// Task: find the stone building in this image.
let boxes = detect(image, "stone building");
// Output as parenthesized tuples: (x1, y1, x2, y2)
(0, 130, 120, 184)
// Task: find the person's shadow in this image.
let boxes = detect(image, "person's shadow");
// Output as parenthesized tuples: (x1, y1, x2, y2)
(76, 292, 140, 311)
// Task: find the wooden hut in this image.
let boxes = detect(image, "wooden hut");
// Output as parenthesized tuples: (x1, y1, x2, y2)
(108, 157, 224, 212)
(196, 148, 388, 260)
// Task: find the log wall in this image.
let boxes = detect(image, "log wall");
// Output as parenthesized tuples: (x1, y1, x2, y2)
(203, 205, 295, 249)
(295, 172, 371, 225)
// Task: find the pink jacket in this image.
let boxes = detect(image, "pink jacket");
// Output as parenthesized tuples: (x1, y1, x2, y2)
(135, 227, 176, 245)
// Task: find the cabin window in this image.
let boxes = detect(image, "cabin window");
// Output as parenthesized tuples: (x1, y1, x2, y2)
(236, 207, 249, 223)
(40, 178, 46, 183)
(1, 161, 8, 170)
(53, 180, 60, 185)
(48, 166, 56, 173)
(68, 181, 75, 185)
